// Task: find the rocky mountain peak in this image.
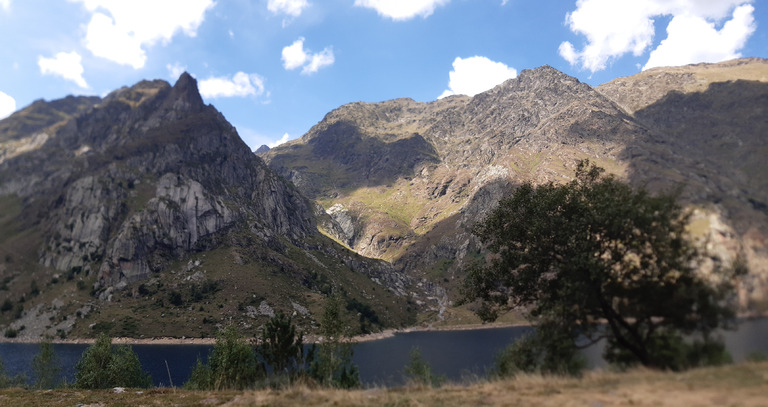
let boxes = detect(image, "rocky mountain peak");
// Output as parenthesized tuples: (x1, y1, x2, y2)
(165, 71, 205, 113)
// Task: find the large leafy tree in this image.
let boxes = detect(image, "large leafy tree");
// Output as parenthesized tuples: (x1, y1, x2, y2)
(464, 161, 743, 371)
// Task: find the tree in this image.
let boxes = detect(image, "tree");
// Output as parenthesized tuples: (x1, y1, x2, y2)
(259, 312, 306, 380)
(184, 326, 264, 390)
(309, 295, 360, 388)
(463, 160, 742, 372)
(32, 338, 62, 389)
(74, 333, 152, 388)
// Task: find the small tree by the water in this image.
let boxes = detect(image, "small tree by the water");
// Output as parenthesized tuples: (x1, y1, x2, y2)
(185, 325, 264, 390)
(404, 347, 444, 388)
(32, 337, 62, 389)
(259, 312, 307, 382)
(309, 295, 360, 388)
(74, 333, 152, 389)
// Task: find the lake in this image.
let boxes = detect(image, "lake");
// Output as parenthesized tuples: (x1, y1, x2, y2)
(1, 319, 766, 387)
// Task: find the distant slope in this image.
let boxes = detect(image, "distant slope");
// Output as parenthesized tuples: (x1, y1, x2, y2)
(263, 59, 768, 317)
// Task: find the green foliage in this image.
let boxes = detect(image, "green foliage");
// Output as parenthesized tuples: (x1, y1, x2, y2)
(345, 297, 380, 334)
(746, 351, 768, 362)
(309, 296, 360, 388)
(403, 347, 444, 387)
(4, 328, 17, 338)
(464, 160, 742, 372)
(0, 354, 26, 389)
(494, 324, 585, 377)
(259, 312, 306, 379)
(184, 326, 264, 390)
(0, 298, 12, 312)
(74, 333, 152, 389)
(32, 338, 62, 389)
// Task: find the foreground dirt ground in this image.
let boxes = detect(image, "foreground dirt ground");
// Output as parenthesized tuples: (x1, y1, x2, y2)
(1, 362, 766, 407)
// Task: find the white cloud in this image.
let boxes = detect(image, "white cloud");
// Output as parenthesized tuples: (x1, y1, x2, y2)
(73, 0, 215, 69)
(167, 62, 187, 80)
(281, 37, 334, 74)
(0, 0, 10, 11)
(38, 51, 89, 88)
(282, 38, 308, 70)
(354, 0, 449, 21)
(0, 91, 16, 120)
(268, 133, 292, 148)
(268, 0, 308, 17)
(303, 48, 334, 74)
(438, 56, 517, 99)
(198, 72, 265, 99)
(643, 4, 755, 70)
(559, 0, 756, 72)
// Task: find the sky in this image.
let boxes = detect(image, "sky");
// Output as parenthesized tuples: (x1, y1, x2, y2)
(0, 0, 766, 150)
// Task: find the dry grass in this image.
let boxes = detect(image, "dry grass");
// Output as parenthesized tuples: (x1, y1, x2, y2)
(3, 362, 767, 407)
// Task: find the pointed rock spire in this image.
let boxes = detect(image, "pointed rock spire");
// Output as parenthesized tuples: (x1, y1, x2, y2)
(166, 71, 205, 113)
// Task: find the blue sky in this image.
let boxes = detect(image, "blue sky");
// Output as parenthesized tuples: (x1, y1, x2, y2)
(1, 0, 766, 150)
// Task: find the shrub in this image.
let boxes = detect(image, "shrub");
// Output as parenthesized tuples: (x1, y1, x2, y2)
(74, 333, 152, 389)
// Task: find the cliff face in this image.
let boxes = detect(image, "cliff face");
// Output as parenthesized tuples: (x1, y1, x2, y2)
(263, 59, 768, 314)
(0, 73, 413, 340)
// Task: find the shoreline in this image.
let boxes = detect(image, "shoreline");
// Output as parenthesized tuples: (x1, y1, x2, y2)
(3, 312, 764, 346)
(0, 322, 526, 346)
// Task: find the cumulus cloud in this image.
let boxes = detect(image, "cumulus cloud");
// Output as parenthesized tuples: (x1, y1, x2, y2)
(559, 0, 756, 72)
(268, 0, 309, 17)
(198, 72, 266, 99)
(281, 38, 334, 74)
(354, 0, 449, 21)
(438, 56, 517, 99)
(644, 4, 755, 70)
(38, 51, 89, 88)
(73, 0, 215, 69)
(0, 91, 16, 120)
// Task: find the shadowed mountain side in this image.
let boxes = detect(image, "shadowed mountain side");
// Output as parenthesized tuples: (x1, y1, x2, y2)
(266, 121, 440, 199)
(622, 79, 768, 310)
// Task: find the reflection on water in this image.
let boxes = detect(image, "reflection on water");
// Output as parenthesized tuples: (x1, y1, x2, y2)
(0, 319, 765, 387)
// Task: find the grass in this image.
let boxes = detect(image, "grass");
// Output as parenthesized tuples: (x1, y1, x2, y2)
(2, 361, 767, 406)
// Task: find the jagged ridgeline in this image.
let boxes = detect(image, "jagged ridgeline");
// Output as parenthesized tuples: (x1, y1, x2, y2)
(0, 73, 415, 340)
(263, 58, 768, 319)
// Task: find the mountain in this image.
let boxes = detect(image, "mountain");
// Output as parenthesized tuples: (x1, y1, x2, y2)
(262, 58, 768, 318)
(0, 74, 414, 340)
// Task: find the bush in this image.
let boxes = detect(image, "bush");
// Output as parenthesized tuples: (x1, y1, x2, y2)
(74, 333, 152, 389)
(0, 299, 12, 312)
(494, 324, 585, 378)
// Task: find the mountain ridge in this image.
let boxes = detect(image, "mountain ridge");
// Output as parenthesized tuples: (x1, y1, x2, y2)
(264, 58, 768, 316)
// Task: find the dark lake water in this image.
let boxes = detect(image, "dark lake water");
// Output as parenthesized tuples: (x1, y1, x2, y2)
(1, 319, 766, 387)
